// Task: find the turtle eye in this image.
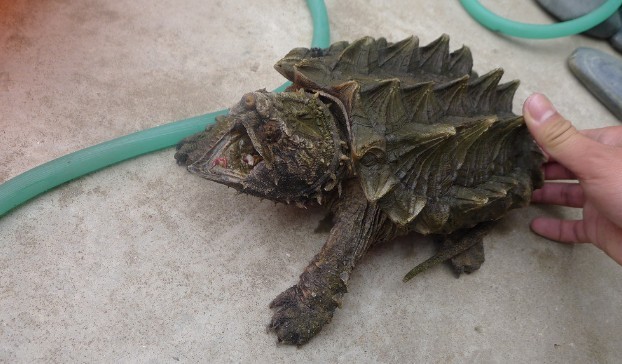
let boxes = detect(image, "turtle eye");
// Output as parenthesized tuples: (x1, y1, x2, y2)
(242, 93, 256, 110)
(262, 119, 282, 143)
(359, 149, 386, 167)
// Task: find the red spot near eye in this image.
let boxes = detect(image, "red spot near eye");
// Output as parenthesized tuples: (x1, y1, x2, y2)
(213, 157, 227, 168)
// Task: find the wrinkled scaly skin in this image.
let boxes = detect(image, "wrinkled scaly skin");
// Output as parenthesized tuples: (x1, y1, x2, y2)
(175, 35, 545, 345)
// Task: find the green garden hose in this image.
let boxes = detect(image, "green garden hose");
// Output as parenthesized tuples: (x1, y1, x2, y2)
(460, 0, 622, 39)
(0, 0, 331, 217)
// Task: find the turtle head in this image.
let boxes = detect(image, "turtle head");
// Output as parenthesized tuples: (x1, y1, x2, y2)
(177, 89, 348, 205)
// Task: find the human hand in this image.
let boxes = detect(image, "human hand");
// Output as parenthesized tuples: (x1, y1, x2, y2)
(523, 93, 622, 265)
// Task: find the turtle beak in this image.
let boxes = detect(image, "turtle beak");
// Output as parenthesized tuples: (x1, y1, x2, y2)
(187, 122, 266, 188)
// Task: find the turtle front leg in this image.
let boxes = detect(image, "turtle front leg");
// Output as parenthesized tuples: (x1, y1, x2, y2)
(268, 181, 398, 345)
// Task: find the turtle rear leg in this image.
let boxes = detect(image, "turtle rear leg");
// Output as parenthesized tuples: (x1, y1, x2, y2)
(442, 229, 489, 276)
(403, 222, 495, 281)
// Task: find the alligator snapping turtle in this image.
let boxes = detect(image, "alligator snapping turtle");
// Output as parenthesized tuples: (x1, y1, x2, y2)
(174, 35, 545, 345)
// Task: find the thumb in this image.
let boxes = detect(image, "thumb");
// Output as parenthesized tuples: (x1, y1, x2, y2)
(523, 93, 605, 178)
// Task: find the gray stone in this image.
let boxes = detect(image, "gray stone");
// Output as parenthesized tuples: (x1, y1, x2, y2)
(536, 0, 622, 39)
(610, 27, 622, 53)
(568, 47, 622, 120)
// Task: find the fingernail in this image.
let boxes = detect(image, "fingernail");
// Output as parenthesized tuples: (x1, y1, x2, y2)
(526, 93, 557, 124)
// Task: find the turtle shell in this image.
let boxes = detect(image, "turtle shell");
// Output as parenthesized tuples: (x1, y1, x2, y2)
(275, 35, 544, 234)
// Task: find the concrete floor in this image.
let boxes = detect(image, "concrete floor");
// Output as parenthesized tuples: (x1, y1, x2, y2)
(1, 0, 621, 362)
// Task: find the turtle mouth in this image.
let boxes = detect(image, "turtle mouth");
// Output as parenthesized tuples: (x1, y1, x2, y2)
(188, 124, 265, 186)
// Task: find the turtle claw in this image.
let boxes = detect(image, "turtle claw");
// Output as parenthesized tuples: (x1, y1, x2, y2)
(268, 285, 334, 346)
(450, 240, 485, 276)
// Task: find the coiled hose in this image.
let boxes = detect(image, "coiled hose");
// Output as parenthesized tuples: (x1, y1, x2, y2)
(460, 0, 622, 39)
(0, 0, 330, 217)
